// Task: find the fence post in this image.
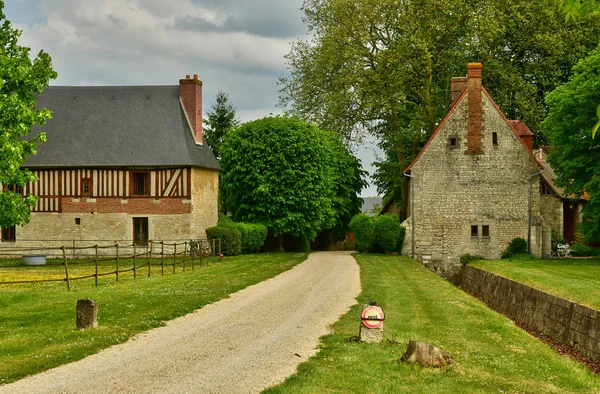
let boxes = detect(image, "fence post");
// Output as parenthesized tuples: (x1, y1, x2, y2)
(62, 246, 71, 291)
(200, 240, 203, 266)
(219, 238, 222, 256)
(95, 244, 99, 287)
(184, 242, 187, 272)
(115, 242, 119, 282)
(173, 243, 177, 274)
(161, 241, 165, 276)
(148, 241, 153, 277)
(72, 239, 75, 260)
(133, 243, 137, 279)
(212, 239, 216, 263)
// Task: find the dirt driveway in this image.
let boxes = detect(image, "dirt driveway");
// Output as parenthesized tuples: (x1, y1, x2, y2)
(1, 251, 360, 394)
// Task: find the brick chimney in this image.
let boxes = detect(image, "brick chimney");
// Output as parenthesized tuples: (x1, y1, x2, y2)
(180, 74, 203, 144)
(451, 77, 467, 104)
(464, 63, 484, 155)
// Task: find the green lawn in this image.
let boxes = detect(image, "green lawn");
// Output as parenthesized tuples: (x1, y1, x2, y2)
(265, 254, 600, 394)
(0, 252, 308, 384)
(471, 259, 600, 310)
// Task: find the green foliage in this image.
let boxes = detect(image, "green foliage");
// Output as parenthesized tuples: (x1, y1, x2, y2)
(217, 213, 234, 227)
(570, 243, 600, 257)
(542, 44, 600, 241)
(220, 116, 365, 241)
(460, 254, 485, 266)
(280, 0, 600, 215)
(551, 230, 567, 255)
(349, 214, 373, 253)
(205, 226, 242, 256)
(560, 0, 600, 20)
(396, 226, 406, 254)
(0, 3, 57, 228)
(283, 234, 311, 252)
(203, 89, 239, 160)
(228, 222, 268, 254)
(501, 237, 528, 259)
(373, 214, 401, 254)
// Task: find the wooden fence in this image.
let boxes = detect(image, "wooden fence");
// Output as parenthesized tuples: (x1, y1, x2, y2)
(0, 239, 221, 291)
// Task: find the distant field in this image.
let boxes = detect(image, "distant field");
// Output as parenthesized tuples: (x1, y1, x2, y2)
(265, 254, 600, 394)
(471, 259, 600, 310)
(0, 252, 308, 384)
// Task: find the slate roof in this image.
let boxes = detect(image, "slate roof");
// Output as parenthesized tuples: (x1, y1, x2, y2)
(25, 86, 220, 170)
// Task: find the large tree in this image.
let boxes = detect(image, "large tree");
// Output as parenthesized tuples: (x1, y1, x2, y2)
(279, 0, 600, 218)
(0, 2, 57, 228)
(542, 44, 600, 241)
(219, 116, 365, 247)
(203, 89, 239, 160)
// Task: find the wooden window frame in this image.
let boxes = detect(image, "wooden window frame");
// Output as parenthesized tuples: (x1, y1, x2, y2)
(82, 178, 92, 197)
(1, 226, 16, 242)
(131, 171, 150, 196)
(471, 225, 478, 237)
(482, 225, 490, 238)
(133, 217, 149, 245)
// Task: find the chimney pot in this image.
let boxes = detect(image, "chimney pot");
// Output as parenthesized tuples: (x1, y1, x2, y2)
(186, 74, 190, 79)
(193, 74, 198, 80)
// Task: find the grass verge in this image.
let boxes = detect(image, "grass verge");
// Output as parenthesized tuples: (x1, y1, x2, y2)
(265, 254, 600, 394)
(0, 252, 308, 384)
(471, 259, 600, 310)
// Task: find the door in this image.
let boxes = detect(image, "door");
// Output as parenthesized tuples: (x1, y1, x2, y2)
(133, 217, 149, 244)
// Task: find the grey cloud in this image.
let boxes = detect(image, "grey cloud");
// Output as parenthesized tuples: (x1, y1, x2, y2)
(177, 0, 305, 39)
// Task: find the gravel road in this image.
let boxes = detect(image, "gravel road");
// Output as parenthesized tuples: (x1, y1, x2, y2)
(1, 251, 360, 394)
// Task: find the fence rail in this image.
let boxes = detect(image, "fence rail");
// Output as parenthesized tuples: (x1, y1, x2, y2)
(0, 239, 222, 290)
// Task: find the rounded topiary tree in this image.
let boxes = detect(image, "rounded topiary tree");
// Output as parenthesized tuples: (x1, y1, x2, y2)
(349, 214, 373, 253)
(373, 214, 401, 254)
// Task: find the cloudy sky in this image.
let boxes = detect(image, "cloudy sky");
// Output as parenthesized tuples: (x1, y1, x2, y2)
(4, 0, 381, 196)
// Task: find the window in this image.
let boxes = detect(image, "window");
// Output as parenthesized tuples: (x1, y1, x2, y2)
(82, 178, 92, 196)
(133, 217, 148, 245)
(1, 226, 16, 242)
(449, 137, 458, 148)
(492, 132, 498, 146)
(482, 225, 490, 237)
(133, 172, 149, 196)
(471, 225, 478, 237)
(75, 218, 81, 225)
(541, 182, 554, 196)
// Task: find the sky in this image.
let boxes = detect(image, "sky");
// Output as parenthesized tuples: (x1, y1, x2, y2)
(4, 0, 382, 197)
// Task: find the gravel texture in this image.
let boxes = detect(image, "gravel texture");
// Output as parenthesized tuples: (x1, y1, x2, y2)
(1, 251, 361, 394)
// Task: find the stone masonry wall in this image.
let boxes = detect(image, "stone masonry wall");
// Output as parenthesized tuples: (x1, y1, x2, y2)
(540, 195, 563, 237)
(410, 90, 544, 276)
(190, 167, 219, 239)
(461, 265, 600, 363)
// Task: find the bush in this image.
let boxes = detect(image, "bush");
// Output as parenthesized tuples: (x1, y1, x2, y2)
(283, 234, 311, 252)
(396, 226, 406, 254)
(373, 214, 401, 254)
(349, 214, 373, 253)
(570, 243, 600, 257)
(205, 226, 242, 256)
(217, 214, 234, 227)
(501, 237, 528, 259)
(460, 254, 484, 265)
(229, 222, 268, 254)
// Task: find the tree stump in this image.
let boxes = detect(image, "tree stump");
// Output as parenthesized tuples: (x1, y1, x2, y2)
(76, 299, 98, 330)
(400, 340, 454, 367)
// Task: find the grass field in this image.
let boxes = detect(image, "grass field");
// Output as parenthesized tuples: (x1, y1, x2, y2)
(265, 254, 600, 394)
(471, 258, 600, 310)
(0, 252, 308, 384)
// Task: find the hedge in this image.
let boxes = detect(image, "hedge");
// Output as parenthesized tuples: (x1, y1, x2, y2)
(373, 214, 401, 254)
(205, 226, 242, 256)
(349, 214, 373, 253)
(229, 222, 268, 254)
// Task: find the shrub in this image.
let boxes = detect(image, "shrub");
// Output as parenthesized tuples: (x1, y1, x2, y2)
(501, 237, 528, 259)
(460, 254, 484, 265)
(349, 214, 373, 253)
(217, 214, 234, 227)
(205, 226, 242, 256)
(283, 234, 311, 252)
(396, 226, 407, 254)
(570, 243, 600, 257)
(373, 214, 401, 254)
(229, 222, 268, 254)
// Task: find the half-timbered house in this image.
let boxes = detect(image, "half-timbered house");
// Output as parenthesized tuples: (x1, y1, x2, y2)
(0, 75, 219, 246)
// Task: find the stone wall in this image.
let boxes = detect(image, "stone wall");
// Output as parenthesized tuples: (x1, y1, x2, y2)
(540, 195, 563, 237)
(190, 167, 219, 239)
(408, 88, 549, 276)
(461, 265, 600, 363)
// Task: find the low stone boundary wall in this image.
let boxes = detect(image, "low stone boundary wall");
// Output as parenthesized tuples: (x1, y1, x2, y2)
(460, 265, 600, 363)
